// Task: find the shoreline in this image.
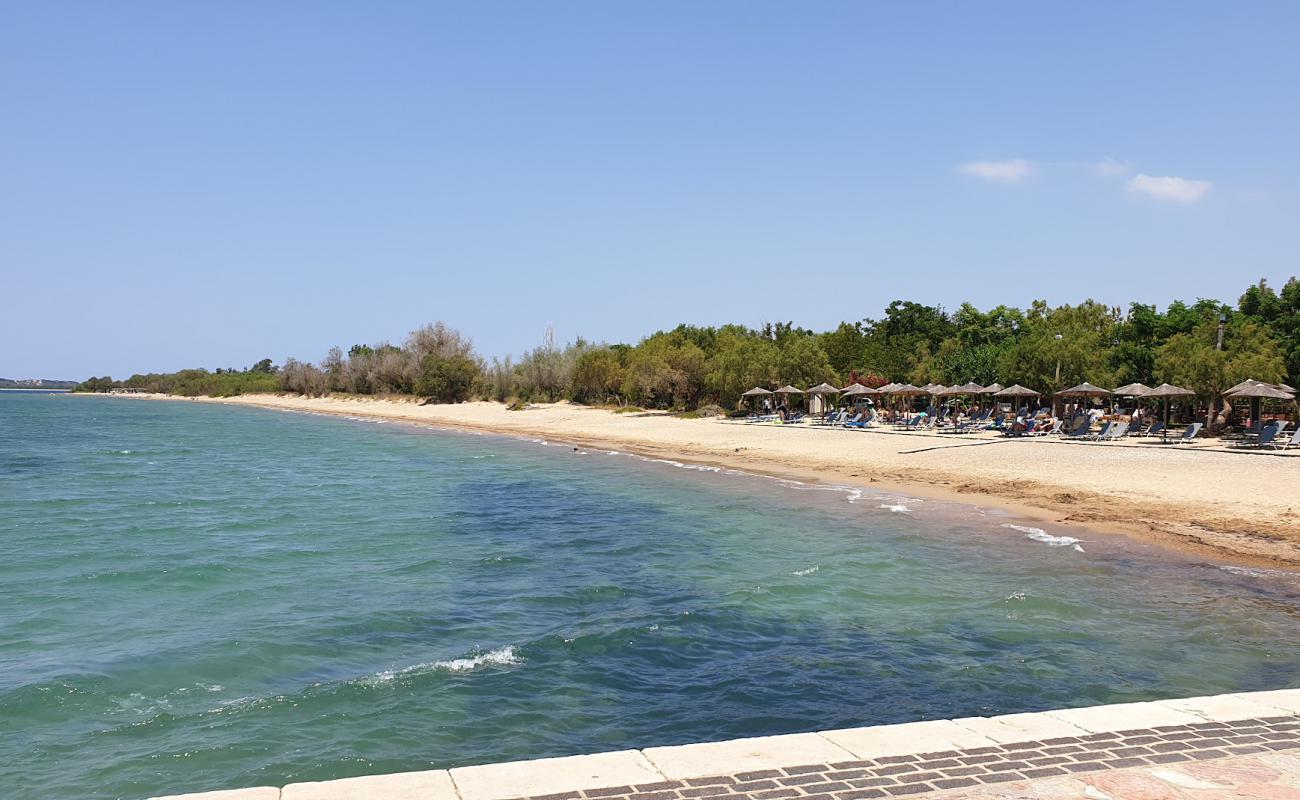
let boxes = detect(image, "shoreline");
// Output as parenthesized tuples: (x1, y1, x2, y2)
(73, 392, 1300, 569)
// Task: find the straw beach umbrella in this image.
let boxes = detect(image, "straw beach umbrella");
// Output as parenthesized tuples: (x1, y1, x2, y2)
(982, 383, 1003, 394)
(774, 384, 805, 415)
(1112, 382, 1151, 415)
(740, 386, 772, 413)
(1224, 379, 1296, 429)
(1057, 381, 1112, 418)
(993, 384, 1041, 417)
(1145, 383, 1195, 442)
(1057, 382, 1112, 398)
(1113, 383, 1151, 397)
(994, 384, 1040, 397)
(807, 382, 839, 415)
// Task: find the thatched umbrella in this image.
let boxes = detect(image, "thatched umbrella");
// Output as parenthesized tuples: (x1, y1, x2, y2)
(890, 383, 927, 396)
(774, 384, 805, 415)
(841, 383, 881, 396)
(1224, 379, 1296, 429)
(875, 382, 900, 393)
(1146, 383, 1196, 442)
(982, 383, 1004, 394)
(1113, 383, 1151, 397)
(839, 383, 878, 414)
(1057, 381, 1112, 398)
(807, 382, 839, 415)
(993, 384, 1041, 419)
(1112, 382, 1151, 414)
(1056, 381, 1112, 417)
(740, 386, 772, 413)
(993, 384, 1041, 398)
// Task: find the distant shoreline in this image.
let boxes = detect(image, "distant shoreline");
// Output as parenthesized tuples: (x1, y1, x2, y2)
(1, 387, 71, 392)
(74, 391, 1300, 569)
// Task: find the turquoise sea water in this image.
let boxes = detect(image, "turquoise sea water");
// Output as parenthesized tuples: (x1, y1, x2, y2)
(3, 392, 1299, 799)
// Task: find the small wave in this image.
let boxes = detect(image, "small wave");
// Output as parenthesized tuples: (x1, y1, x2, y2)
(792, 565, 819, 576)
(1002, 523, 1085, 552)
(845, 489, 862, 504)
(879, 503, 910, 513)
(647, 458, 722, 473)
(1005, 591, 1026, 601)
(1218, 565, 1298, 581)
(361, 645, 521, 686)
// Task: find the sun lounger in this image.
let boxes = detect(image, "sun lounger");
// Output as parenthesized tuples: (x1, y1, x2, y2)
(893, 413, 924, 431)
(1062, 416, 1091, 437)
(841, 412, 864, 428)
(1096, 421, 1129, 441)
(1140, 421, 1166, 438)
(1279, 428, 1300, 451)
(1172, 422, 1203, 444)
(1034, 418, 1063, 436)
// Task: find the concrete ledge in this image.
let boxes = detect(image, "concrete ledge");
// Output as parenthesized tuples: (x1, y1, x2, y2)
(281, 770, 457, 799)
(952, 711, 1092, 743)
(642, 731, 854, 779)
(149, 688, 1300, 800)
(818, 719, 998, 758)
(449, 750, 664, 800)
(151, 789, 279, 800)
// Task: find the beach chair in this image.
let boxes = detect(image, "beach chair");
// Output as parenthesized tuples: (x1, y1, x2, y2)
(1141, 421, 1166, 438)
(1278, 428, 1300, 451)
(840, 412, 864, 428)
(1087, 420, 1115, 441)
(1062, 416, 1091, 438)
(1096, 421, 1128, 441)
(1033, 418, 1063, 437)
(1172, 422, 1203, 444)
(893, 413, 923, 431)
(1250, 423, 1280, 448)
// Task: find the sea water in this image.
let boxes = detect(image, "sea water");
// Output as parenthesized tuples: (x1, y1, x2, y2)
(2, 392, 1298, 799)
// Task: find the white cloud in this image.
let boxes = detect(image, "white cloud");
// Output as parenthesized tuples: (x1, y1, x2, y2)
(1093, 157, 1130, 177)
(956, 159, 1032, 183)
(1126, 173, 1212, 203)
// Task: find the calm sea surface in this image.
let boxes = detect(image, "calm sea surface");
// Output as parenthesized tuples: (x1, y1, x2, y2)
(3, 392, 1299, 799)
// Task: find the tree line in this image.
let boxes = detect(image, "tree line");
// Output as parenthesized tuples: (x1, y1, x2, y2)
(78, 277, 1300, 411)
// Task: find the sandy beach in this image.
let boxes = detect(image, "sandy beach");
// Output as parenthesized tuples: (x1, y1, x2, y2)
(85, 393, 1300, 568)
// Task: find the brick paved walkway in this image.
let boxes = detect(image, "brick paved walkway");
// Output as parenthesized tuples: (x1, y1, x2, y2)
(509, 716, 1300, 800)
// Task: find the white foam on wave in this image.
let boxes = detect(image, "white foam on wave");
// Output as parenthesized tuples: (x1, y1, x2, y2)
(1002, 523, 1085, 552)
(362, 645, 521, 686)
(1219, 565, 1298, 582)
(648, 458, 722, 473)
(845, 489, 862, 504)
(792, 565, 819, 576)
(879, 503, 910, 513)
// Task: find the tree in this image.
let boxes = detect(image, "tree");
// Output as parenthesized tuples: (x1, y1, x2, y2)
(571, 347, 626, 404)
(415, 353, 479, 403)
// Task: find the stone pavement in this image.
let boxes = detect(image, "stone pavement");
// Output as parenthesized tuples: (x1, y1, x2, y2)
(154, 690, 1300, 800)
(501, 713, 1300, 800)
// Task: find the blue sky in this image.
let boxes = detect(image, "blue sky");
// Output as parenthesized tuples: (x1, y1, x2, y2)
(4, 3, 1298, 379)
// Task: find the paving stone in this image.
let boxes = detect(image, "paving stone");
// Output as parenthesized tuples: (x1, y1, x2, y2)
(644, 733, 851, 781)
(820, 720, 999, 760)
(451, 750, 665, 800)
(1045, 702, 1204, 734)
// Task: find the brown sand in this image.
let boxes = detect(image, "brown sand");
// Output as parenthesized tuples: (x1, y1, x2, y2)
(84, 393, 1300, 568)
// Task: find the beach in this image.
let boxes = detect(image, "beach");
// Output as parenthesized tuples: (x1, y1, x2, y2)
(87, 393, 1300, 568)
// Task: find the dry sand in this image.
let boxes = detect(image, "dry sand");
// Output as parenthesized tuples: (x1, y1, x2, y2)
(89, 393, 1300, 568)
